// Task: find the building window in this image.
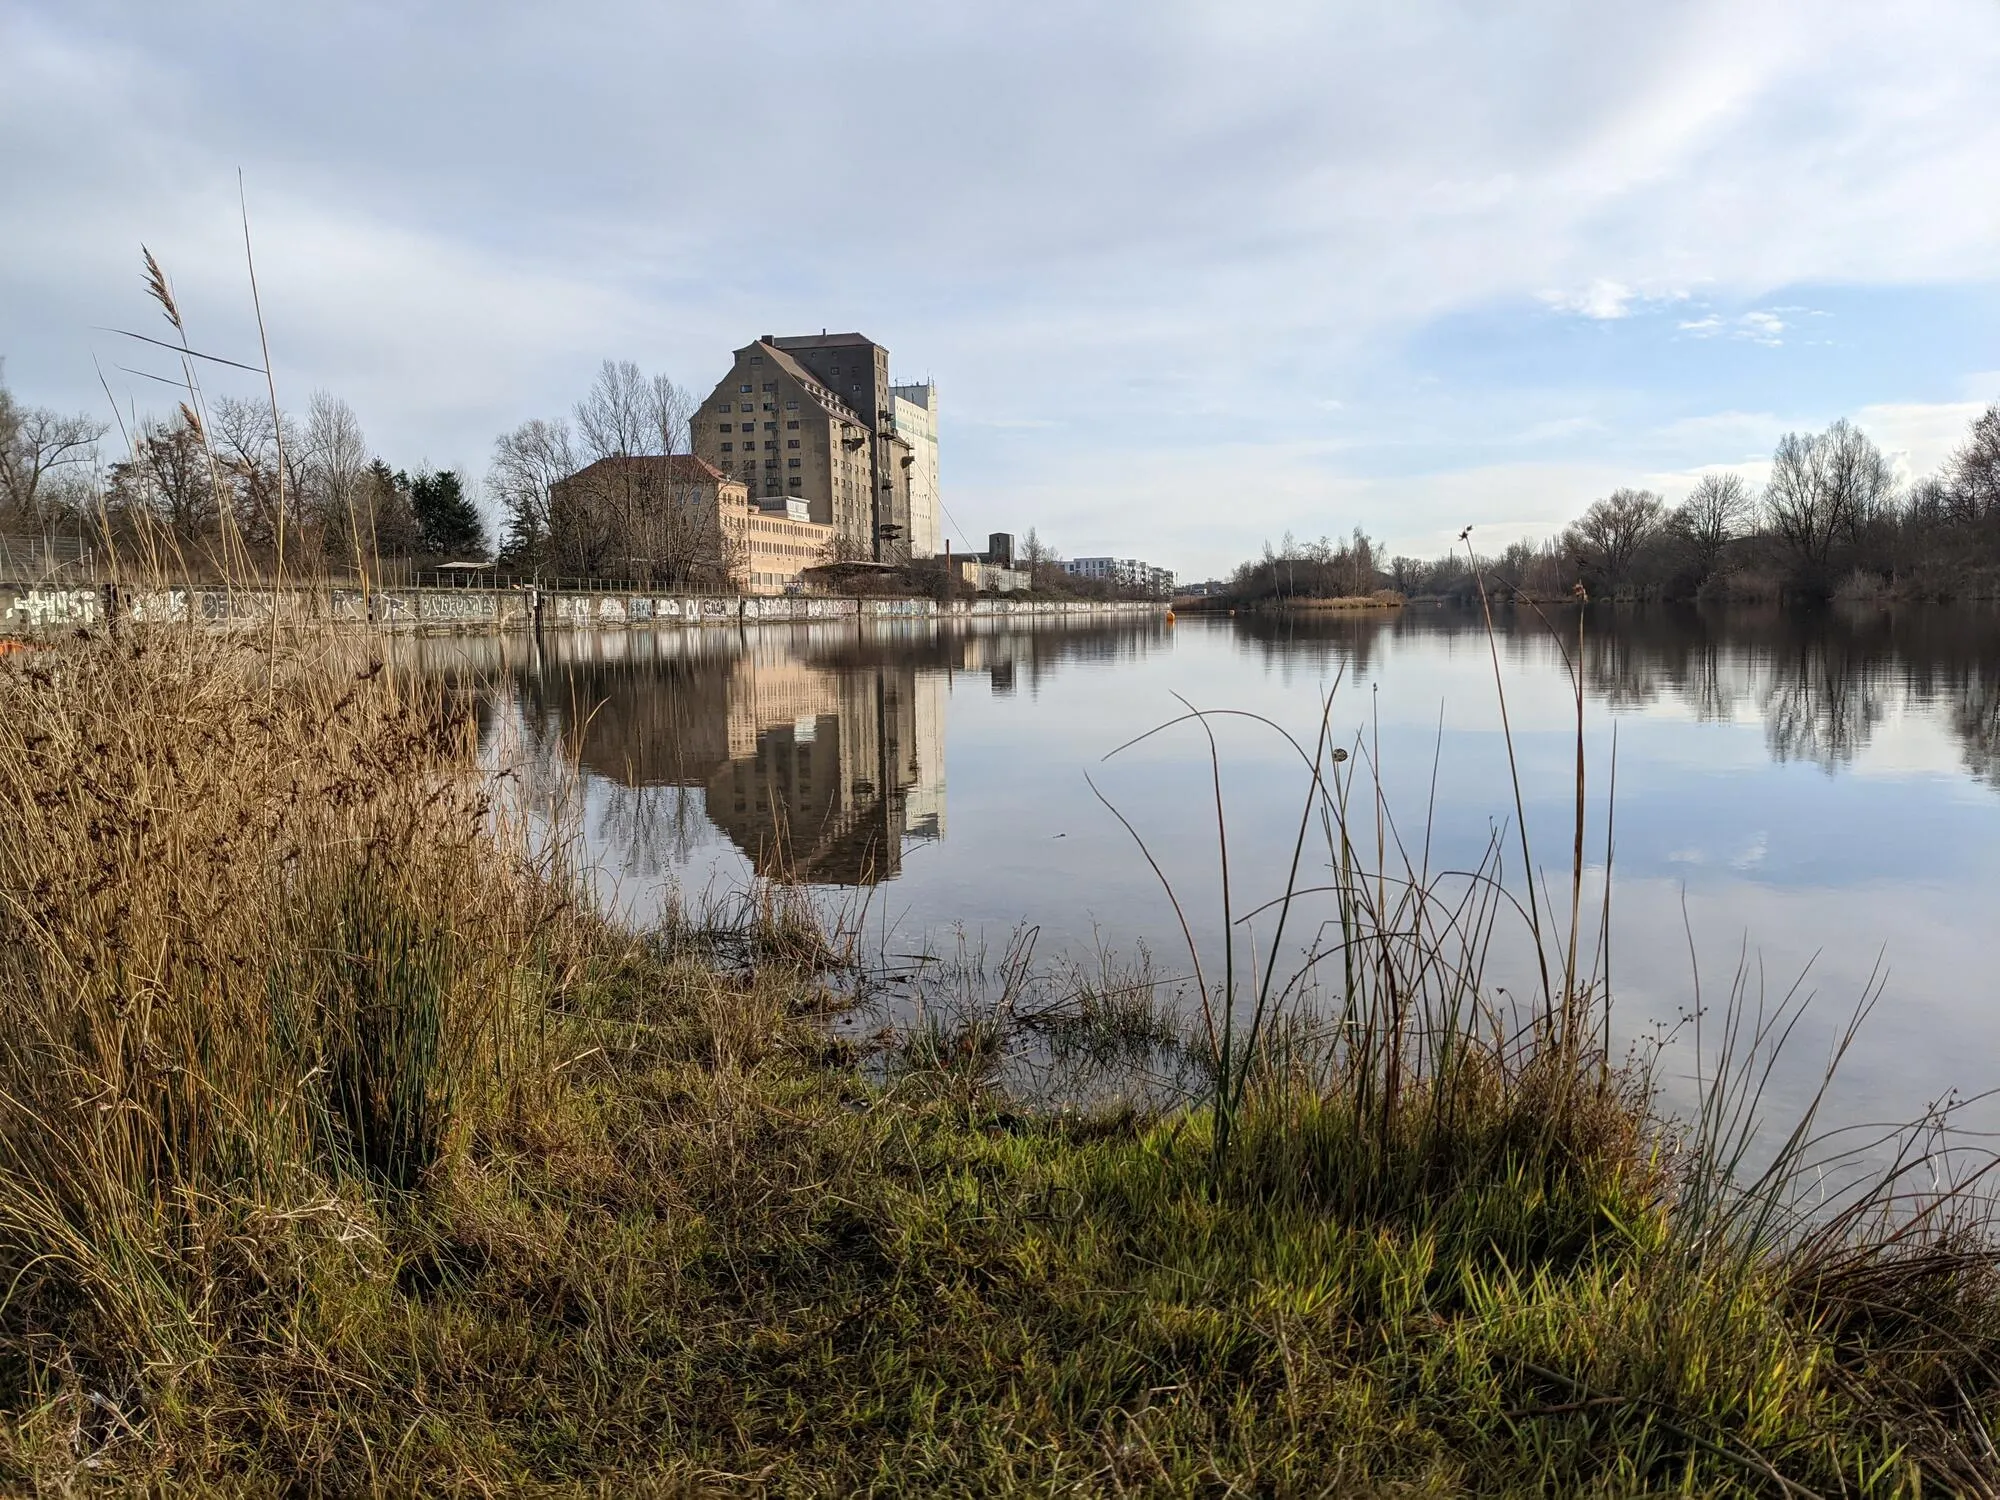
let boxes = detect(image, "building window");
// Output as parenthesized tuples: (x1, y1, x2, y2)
(785, 400, 798, 411)
(740, 402, 753, 413)
(761, 382, 775, 392)
(786, 420, 799, 429)
(787, 457, 800, 468)
(764, 422, 776, 431)
(739, 384, 752, 393)
(787, 439, 799, 449)
(719, 423, 732, 432)
(762, 402, 775, 412)
(721, 442, 733, 452)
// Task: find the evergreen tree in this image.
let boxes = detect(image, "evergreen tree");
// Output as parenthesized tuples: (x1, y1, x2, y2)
(407, 468, 488, 558)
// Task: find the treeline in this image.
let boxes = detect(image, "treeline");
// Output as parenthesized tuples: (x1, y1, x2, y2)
(0, 361, 485, 579)
(1235, 405, 2000, 605)
(1228, 528, 1386, 604)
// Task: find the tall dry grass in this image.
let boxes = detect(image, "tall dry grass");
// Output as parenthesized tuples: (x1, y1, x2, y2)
(0, 630, 577, 1379)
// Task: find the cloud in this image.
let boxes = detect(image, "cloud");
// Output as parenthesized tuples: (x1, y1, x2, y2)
(1674, 307, 1808, 344)
(1544, 279, 1639, 320)
(4, 0, 2000, 577)
(1738, 310, 1786, 345)
(1854, 393, 2000, 480)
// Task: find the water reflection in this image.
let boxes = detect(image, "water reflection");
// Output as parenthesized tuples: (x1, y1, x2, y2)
(1227, 603, 2000, 782)
(404, 605, 2000, 899)
(491, 618, 1173, 885)
(400, 604, 2000, 1155)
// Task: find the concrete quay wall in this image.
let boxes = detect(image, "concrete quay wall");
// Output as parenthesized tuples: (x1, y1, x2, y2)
(0, 584, 1165, 637)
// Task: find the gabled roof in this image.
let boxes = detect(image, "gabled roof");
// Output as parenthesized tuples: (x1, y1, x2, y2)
(739, 340, 866, 425)
(558, 454, 732, 487)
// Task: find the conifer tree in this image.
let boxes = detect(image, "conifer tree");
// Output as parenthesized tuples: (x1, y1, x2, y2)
(407, 469, 488, 558)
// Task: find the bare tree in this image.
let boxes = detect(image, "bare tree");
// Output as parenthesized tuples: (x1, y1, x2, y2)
(490, 418, 579, 566)
(570, 360, 698, 462)
(0, 366, 108, 530)
(1671, 473, 1753, 578)
(1945, 404, 2000, 524)
(650, 373, 695, 456)
(108, 412, 218, 549)
(1763, 419, 1891, 576)
(575, 360, 657, 459)
(211, 395, 308, 558)
(1566, 488, 1665, 589)
(300, 391, 371, 575)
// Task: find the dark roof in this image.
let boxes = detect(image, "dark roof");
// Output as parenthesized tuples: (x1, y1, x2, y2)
(558, 454, 735, 486)
(769, 332, 877, 350)
(740, 340, 866, 424)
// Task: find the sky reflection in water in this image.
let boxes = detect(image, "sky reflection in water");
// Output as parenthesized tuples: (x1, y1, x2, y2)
(420, 605, 2000, 1134)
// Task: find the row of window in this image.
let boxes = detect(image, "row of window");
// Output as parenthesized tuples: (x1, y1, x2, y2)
(722, 396, 800, 413)
(718, 421, 801, 433)
(718, 440, 802, 453)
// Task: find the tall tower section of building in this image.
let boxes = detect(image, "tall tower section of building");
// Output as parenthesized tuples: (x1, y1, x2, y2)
(890, 382, 942, 558)
(768, 333, 913, 564)
(691, 340, 874, 555)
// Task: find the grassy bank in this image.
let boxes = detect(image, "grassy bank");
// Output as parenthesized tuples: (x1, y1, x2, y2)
(2, 632, 1998, 1495)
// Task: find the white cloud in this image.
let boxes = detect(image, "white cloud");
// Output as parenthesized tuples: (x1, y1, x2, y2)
(1544, 279, 1639, 320)
(1738, 310, 1787, 345)
(1855, 393, 2000, 481)
(1674, 308, 1805, 344)
(4, 0, 2000, 573)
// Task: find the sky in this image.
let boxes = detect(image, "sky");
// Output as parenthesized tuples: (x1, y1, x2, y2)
(4, 0, 2000, 580)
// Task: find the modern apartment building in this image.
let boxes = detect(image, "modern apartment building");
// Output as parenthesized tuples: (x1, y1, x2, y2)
(890, 381, 942, 557)
(691, 333, 929, 564)
(1063, 556, 1176, 595)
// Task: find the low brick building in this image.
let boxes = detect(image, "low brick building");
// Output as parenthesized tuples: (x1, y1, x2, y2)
(549, 455, 829, 593)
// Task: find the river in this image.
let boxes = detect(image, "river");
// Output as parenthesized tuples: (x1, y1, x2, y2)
(414, 603, 2000, 1137)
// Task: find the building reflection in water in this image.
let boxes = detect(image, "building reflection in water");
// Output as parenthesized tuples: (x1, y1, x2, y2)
(701, 652, 943, 884)
(483, 618, 1164, 887)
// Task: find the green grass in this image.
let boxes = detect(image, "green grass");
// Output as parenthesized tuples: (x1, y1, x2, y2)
(2, 633, 1998, 1495)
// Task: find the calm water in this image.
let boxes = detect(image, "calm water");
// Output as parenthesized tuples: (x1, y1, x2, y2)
(417, 605, 2000, 1131)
